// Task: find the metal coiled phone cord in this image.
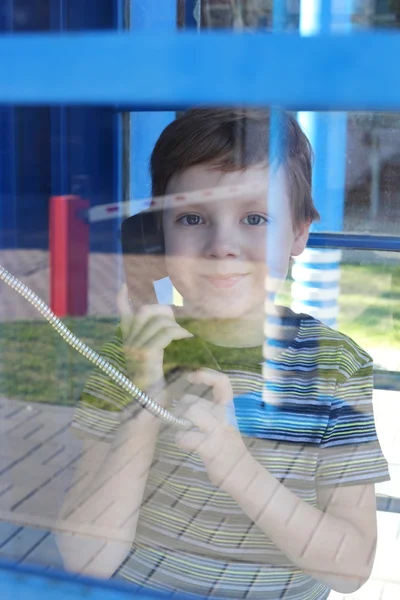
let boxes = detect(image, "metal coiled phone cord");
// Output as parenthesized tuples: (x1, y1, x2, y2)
(0, 265, 193, 431)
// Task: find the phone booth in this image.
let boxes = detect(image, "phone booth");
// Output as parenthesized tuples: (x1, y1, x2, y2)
(0, 1, 400, 599)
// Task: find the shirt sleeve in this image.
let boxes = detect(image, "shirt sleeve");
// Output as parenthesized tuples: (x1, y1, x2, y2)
(71, 327, 137, 442)
(315, 357, 390, 487)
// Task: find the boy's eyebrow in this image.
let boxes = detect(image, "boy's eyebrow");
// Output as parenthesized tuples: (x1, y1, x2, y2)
(168, 201, 209, 213)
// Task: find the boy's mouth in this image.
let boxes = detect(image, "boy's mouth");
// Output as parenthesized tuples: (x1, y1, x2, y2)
(203, 274, 248, 289)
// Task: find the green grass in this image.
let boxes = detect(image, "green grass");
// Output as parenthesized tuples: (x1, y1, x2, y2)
(1, 262, 399, 405)
(0, 317, 118, 406)
(277, 262, 400, 350)
(337, 263, 400, 349)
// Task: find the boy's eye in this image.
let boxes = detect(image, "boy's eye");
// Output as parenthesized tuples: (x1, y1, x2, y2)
(177, 214, 204, 226)
(242, 214, 268, 226)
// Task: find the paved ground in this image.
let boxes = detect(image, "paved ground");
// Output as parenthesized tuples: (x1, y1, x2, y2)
(0, 387, 398, 597)
(0, 249, 121, 321)
(0, 248, 399, 597)
(330, 389, 400, 600)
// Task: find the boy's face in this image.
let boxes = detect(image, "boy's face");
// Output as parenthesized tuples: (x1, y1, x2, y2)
(162, 163, 309, 320)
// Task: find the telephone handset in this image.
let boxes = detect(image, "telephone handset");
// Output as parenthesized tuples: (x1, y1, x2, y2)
(120, 209, 167, 309)
(121, 209, 192, 329)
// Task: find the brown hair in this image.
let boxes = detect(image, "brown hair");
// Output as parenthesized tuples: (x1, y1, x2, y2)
(150, 108, 320, 227)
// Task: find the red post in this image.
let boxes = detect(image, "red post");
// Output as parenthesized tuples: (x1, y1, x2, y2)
(49, 196, 89, 317)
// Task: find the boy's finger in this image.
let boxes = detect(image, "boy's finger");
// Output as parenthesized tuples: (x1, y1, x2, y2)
(175, 430, 207, 454)
(122, 305, 192, 344)
(130, 305, 178, 340)
(174, 395, 217, 427)
(188, 368, 233, 406)
(117, 284, 133, 331)
(119, 298, 178, 341)
(140, 327, 194, 353)
(138, 304, 175, 320)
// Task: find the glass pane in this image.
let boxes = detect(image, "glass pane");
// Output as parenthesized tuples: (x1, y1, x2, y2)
(1, 1, 400, 598)
(2, 104, 399, 599)
(345, 112, 400, 235)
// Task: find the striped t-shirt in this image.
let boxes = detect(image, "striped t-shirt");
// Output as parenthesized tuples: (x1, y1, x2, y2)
(72, 310, 390, 600)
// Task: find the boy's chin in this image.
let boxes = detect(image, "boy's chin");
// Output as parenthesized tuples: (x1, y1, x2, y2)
(185, 299, 262, 322)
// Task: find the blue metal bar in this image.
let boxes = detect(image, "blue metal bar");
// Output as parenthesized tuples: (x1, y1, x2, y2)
(184, 0, 200, 29)
(308, 232, 400, 252)
(129, 1, 176, 202)
(0, 0, 16, 250)
(0, 107, 17, 249)
(114, 0, 124, 206)
(376, 495, 400, 514)
(50, 1, 69, 195)
(265, 2, 288, 349)
(1, 31, 400, 108)
(129, 0, 176, 30)
(272, 0, 287, 30)
(306, 113, 348, 232)
(112, 0, 125, 287)
(298, 1, 352, 233)
(299, 0, 332, 33)
(0, 558, 197, 600)
(129, 0, 176, 305)
(293, 2, 354, 328)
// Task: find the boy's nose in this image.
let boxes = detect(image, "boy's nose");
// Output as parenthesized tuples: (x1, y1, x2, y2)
(205, 225, 241, 259)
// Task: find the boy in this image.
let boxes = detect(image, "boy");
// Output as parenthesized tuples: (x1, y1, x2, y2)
(57, 109, 390, 599)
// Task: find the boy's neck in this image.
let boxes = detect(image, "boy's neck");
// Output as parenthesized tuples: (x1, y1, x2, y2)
(175, 303, 298, 351)
(201, 315, 265, 348)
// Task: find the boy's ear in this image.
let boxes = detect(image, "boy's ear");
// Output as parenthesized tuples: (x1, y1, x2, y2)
(290, 219, 311, 257)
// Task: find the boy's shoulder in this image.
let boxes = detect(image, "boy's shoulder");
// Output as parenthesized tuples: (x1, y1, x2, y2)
(296, 312, 372, 383)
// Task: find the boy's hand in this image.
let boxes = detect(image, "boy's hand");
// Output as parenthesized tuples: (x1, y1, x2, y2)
(174, 368, 249, 491)
(117, 284, 193, 392)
